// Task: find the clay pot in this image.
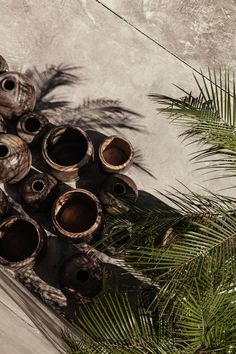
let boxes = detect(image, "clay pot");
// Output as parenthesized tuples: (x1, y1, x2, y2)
(17, 112, 49, 145)
(0, 71, 36, 119)
(0, 55, 9, 72)
(0, 215, 47, 269)
(99, 135, 134, 173)
(100, 174, 138, 215)
(59, 253, 103, 303)
(0, 188, 9, 218)
(42, 125, 94, 182)
(52, 189, 103, 242)
(21, 172, 59, 209)
(0, 115, 7, 133)
(0, 134, 32, 183)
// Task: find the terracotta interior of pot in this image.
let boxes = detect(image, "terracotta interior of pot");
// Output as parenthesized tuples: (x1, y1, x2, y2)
(76, 269, 90, 283)
(0, 143, 9, 158)
(32, 179, 45, 192)
(24, 116, 41, 132)
(102, 137, 132, 166)
(47, 127, 88, 166)
(0, 219, 39, 262)
(113, 182, 126, 195)
(56, 192, 98, 233)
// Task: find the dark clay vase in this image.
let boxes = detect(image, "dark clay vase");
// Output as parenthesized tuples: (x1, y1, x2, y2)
(17, 112, 49, 145)
(0, 215, 47, 269)
(59, 253, 103, 303)
(52, 189, 103, 242)
(99, 135, 134, 173)
(0, 55, 9, 73)
(0, 115, 7, 133)
(0, 134, 32, 183)
(0, 188, 9, 219)
(0, 71, 36, 120)
(42, 125, 94, 182)
(100, 174, 138, 215)
(21, 172, 59, 209)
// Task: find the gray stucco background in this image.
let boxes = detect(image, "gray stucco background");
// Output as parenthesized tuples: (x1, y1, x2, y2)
(0, 1, 235, 353)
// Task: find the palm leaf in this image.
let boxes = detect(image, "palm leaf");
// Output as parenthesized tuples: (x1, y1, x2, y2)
(150, 69, 236, 177)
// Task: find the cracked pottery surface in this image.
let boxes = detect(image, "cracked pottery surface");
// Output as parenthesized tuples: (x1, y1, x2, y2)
(0, 1, 236, 353)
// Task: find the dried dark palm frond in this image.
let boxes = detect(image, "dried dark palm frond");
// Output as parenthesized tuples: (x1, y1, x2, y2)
(150, 69, 236, 178)
(63, 98, 144, 133)
(25, 64, 81, 112)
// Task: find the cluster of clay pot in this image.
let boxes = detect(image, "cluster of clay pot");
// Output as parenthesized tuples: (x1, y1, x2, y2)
(0, 56, 138, 303)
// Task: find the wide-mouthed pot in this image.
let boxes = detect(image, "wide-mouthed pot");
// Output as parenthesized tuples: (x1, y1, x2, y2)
(0, 55, 9, 72)
(99, 135, 134, 173)
(0, 115, 6, 133)
(17, 112, 49, 145)
(59, 252, 103, 303)
(21, 172, 59, 209)
(0, 71, 36, 119)
(0, 134, 32, 183)
(42, 125, 94, 182)
(52, 189, 103, 242)
(0, 188, 9, 219)
(0, 215, 47, 269)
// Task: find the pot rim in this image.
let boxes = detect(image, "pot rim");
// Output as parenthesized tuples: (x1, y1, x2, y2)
(0, 215, 46, 267)
(42, 125, 93, 171)
(52, 188, 103, 240)
(99, 135, 134, 171)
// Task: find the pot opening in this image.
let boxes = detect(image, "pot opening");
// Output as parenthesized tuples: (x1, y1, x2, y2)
(24, 117, 41, 132)
(113, 182, 126, 195)
(47, 127, 88, 166)
(56, 192, 98, 233)
(102, 137, 132, 166)
(2, 78, 15, 91)
(0, 144, 9, 158)
(77, 269, 90, 283)
(0, 219, 39, 262)
(32, 179, 45, 192)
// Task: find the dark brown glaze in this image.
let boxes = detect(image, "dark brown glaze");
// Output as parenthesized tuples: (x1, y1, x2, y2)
(42, 125, 94, 182)
(0, 71, 36, 120)
(21, 172, 59, 209)
(0, 215, 47, 269)
(99, 135, 134, 173)
(0, 134, 32, 183)
(17, 112, 49, 145)
(0, 55, 9, 72)
(0, 188, 9, 218)
(52, 189, 103, 242)
(100, 174, 138, 215)
(59, 252, 103, 303)
(0, 115, 7, 133)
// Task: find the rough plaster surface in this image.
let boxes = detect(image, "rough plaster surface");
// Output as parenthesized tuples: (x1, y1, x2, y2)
(0, 1, 236, 353)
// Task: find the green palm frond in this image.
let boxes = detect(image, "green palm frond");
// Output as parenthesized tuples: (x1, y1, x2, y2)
(63, 293, 177, 354)
(150, 69, 236, 176)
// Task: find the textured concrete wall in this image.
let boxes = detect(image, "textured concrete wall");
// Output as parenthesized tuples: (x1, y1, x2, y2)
(0, 1, 236, 353)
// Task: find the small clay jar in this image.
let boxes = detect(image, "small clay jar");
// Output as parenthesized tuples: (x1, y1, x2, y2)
(0, 188, 9, 219)
(0, 115, 7, 133)
(0, 71, 36, 119)
(52, 189, 103, 243)
(0, 134, 32, 183)
(42, 125, 94, 182)
(17, 112, 49, 145)
(59, 253, 103, 303)
(0, 215, 47, 269)
(0, 55, 9, 73)
(21, 172, 59, 209)
(100, 174, 138, 215)
(99, 135, 134, 173)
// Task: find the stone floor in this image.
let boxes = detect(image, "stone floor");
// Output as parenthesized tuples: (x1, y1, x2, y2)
(0, 1, 236, 353)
